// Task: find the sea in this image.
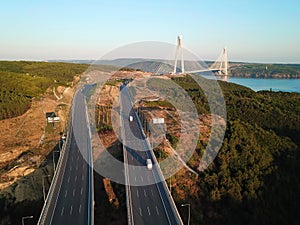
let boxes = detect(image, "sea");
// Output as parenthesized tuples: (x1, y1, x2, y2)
(201, 75, 300, 93)
(227, 77, 300, 93)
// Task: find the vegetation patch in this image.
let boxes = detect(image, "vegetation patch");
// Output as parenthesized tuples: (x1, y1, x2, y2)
(0, 61, 88, 120)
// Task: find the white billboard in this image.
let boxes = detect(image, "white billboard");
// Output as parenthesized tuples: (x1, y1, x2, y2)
(152, 118, 164, 124)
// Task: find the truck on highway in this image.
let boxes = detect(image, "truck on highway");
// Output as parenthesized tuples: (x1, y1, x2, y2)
(129, 115, 133, 122)
(146, 159, 153, 170)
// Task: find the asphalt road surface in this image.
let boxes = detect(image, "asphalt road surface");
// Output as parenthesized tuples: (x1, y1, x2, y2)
(39, 87, 93, 225)
(120, 85, 182, 225)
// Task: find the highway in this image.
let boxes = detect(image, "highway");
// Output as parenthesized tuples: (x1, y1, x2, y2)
(38, 86, 93, 225)
(120, 85, 183, 225)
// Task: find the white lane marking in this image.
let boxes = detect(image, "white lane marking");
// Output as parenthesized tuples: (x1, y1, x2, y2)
(64, 190, 68, 198)
(75, 175, 77, 182)
(73, 188, 76, 197)
(144, 189, 147, 197)
(70, 205, 73, 215)
(141, 176, 144, 182)
(81, 187, 83, 195)
(136, 190, 139, 198)
(147, 206, 151, 216)
(70, 165, 72, 171)
(134, 176, 137, 182)
(79, 204, 82, 214)
(155, 206, 159, 216)
(61, 207, 64, 216)
(139, 207, 142, 216)
(67, 176, 70, 183)
(82, 174, 84, 181)
(151, 189, 154, 197)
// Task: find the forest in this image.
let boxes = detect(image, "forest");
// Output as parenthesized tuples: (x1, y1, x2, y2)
(0, 61, 88, 120)
(171, 75, 300, 225)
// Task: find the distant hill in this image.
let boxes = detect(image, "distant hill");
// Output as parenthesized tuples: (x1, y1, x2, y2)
(229, 62, 300, 78)
(49, 59, 300, 78)
(49, 58, 153, 67)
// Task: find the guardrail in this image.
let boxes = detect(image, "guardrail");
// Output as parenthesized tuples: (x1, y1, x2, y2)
(84, 94, 94, 225)
(37, 91, 75, 225)
(145, 138, 184, 225)
(120, 90, 134, 225)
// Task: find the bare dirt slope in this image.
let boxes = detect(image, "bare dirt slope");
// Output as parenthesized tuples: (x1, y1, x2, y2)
(0, 85, 75, 191)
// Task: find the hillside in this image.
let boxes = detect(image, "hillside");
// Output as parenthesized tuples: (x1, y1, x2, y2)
(131, 75, 300, 225)
(0, 61, 88, 224)
(172, 75, 300, 225)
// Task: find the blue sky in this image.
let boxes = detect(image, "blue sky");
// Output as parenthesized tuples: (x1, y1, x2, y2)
(1, 0, 299, 63)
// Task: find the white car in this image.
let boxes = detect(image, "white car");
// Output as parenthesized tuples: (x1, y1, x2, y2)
(146, 159, 152, 170)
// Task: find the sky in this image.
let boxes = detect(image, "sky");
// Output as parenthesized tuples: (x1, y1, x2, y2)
(0, 0, 300, 63)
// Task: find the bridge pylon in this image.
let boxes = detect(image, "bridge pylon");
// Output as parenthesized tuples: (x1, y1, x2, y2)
(210, 47, 228, 76)
(173, 35, 185, 74)
(220, 47, 228, 76)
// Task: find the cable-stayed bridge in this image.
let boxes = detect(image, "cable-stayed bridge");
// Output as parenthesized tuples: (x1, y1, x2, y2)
(173, 35, 228, 75)
(122, 36, 229, 76)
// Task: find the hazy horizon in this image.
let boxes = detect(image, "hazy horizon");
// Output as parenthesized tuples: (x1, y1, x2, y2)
(1, 58, 299, 65)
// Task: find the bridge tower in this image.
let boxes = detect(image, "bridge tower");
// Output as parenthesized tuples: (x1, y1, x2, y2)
(220, 47, 228, 76)
(173, 35, 185, 74)
(210, 47, 228, 76)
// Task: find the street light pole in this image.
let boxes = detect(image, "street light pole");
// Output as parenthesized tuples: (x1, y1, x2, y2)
(42, 175, 50, 202)
(22, 216, 33, 225)
(169, 176, 172, 194)
(52, 150, 60, 172)
(181, 203, 191, 225)
(59, 139, 62, 151)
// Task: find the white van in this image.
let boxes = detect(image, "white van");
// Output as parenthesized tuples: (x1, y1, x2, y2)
(146, 159, 152, 170)
(129, 116, 133, 122)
